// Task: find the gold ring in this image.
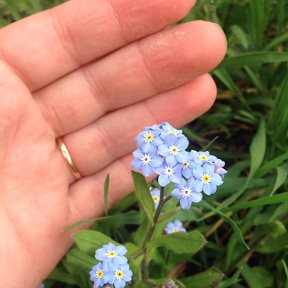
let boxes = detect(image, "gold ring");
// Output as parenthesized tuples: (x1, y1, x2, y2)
(56, 138, 82, 180)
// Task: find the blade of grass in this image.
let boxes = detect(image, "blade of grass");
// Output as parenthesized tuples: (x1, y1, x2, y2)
(219, 52, 288, 68)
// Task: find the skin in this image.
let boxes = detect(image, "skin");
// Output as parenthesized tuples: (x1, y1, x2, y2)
(0, 0, 226, 286)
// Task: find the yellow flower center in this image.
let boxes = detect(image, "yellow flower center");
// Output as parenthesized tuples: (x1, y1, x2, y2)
(168, 130, 176, 135)
(115, 270, 124, 279)
(173, 227, 179, 233)
(144, 132, 154, 142)
(107, 250, 117, 258)
(200, 154, 208, 161)
(153, 196, 159, 203)
(169, 145, 180, 155)
(183, 162, 189, 168)
(202, 174, 211, 183)
(96, 270, 104, 279)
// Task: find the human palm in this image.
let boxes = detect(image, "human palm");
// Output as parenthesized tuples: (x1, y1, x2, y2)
(0, 0, 226, 287)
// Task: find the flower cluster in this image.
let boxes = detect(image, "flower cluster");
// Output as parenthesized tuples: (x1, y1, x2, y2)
(132, 123, 227, 209)
(90, 243, 132, 288)
(164, 220, 186, 234)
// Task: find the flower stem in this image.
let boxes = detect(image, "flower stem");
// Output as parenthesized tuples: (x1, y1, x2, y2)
(140, 186, 166, 283)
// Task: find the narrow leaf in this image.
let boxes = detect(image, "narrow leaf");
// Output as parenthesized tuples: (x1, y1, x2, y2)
(228, 191, 288, 211)
(104, 174, 110, 216)
(248, 117, 266, 181)
(219, 52, 288, 68)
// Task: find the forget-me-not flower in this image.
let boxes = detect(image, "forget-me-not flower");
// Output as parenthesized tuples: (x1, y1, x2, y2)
(95, 243, 128, 266)
(194, 163, 223, 195)
(90, 262, 109, 287)
(158, 134, 189, 166)
(132, 149, 163, 176)
(165, 220, 186, 234)
(154, 161, 182, 187)
(171, 178, 202, 209)
(107, 263, 133, 288)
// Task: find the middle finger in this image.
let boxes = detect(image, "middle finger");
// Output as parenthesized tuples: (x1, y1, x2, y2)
(35, 21, 226, 136)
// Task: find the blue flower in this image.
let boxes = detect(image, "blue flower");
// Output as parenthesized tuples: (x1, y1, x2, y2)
(158, 134, 189, 166)
(178, 151, 197, 179)
(154, 161, 182, 187)
(193, 163, 223, 195)
(39, 284, 45, 288)
(90, 262, 109, 287)
(132, 149, 163, 176)
(107, 263, 133, 288)
(170, 178, 202, 209)
(135, 126, 162, 153)
(165, 220, 186, 234)
(150, 187, 160, 208)
(95, 243, 128, 266)
(160, 122, 184, 141)
(190, 150, 216, 165)
(213, 158, 227, 178)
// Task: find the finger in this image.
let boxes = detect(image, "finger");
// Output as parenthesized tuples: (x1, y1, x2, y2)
(35, 21, 226, 136)
(0, 0, 195, 90)
(63, 73, 216, 185)
(68, 153, 133, 224)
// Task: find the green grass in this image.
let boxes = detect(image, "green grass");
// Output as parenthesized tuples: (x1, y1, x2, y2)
(1, 0, 288, 287)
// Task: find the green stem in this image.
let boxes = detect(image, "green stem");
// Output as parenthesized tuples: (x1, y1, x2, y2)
(140, 186, 166, 283)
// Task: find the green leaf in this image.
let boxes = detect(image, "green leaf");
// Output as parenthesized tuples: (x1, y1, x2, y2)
(219, 52, 288, 68)
(269, 166, 288, 195)
(228, 191, 288, 211)
(158, 207, 181, 223)
(256, 233, 288, 254)
(104, 174, 110, 216)
(146, 231, 206, 254)
(132, 171, 155, 224)
(241, 263, 263, 288)
(251, 267, 273, 288)
(65, 248, 96, 271)
(201, 201, 250, 250)
(48, 267, 78, 285)
(248, 117, 266, 181)
(181, 267, 224, 288)
(73, 230, 118, 256)
(256, 150, 288, 177)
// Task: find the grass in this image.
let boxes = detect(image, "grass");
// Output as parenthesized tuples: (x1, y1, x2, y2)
(1, 0, 288, 287)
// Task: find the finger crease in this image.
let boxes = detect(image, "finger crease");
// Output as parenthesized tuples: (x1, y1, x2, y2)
(49, 8, 82, 69)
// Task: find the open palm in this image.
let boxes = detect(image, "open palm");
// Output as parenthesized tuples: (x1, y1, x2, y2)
(0, 0, 226, 286)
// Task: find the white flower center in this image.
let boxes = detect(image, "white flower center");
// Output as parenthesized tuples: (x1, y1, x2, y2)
(181, 187, 191, 197)
(164, 166, 174, 176)
(140, 154, 151, 165)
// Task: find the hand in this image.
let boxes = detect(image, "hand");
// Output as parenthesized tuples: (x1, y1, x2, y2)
(0, 0, 226, 286)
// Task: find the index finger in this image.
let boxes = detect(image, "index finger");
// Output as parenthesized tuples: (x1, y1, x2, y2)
(0, 0, 195, 91)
